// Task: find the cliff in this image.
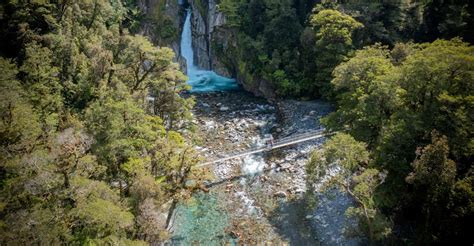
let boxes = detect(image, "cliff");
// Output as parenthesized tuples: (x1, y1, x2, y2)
(189, 0, 229, 76)
(141, 0, 276, 99)
(188, 0, 276, 99)
(137, 0, 185, 67)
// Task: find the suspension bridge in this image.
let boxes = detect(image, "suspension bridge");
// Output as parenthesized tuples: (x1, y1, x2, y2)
(196, 130, 331, 168)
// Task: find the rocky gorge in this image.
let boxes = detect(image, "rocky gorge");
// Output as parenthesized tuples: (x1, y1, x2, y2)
(185, 0, 277, 98)
(138, 0, 277, 98)
(139, 1, 362, 244)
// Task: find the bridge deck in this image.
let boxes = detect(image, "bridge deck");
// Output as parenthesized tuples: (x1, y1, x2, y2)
(196, 130, 329, 168)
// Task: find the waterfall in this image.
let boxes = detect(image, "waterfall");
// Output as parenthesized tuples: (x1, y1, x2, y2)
(180, 9, 239, 92)
(181, 9, 194, 76)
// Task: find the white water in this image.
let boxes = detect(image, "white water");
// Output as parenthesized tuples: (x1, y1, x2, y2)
(241, 155, 265, 175)
(180, 9, 239, 92)
(241, 136, 266, 175)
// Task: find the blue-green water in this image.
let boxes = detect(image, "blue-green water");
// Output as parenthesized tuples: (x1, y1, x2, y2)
(187, 70, 240, 92)
(171, 192, 235, 245)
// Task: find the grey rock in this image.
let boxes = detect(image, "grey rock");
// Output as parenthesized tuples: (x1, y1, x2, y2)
(274, 191, 288, 198)
(294, 188, 305, 194)
(219, 106, 229, 111)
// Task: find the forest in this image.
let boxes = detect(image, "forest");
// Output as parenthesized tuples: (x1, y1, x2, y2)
(0, 0, 473, 245)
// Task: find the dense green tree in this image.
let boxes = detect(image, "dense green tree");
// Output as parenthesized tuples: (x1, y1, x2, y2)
(321, 38, 473, 243)
(403, 131, 473, 243)
(20, 42, 63, 133)
(215, 0, 309, 96)
(320, 1, 472, 45)
(323, 44, 401, 145)
(148, 0, 179, 45)
(417, 1, 472, 43)
(447, 172, 474, 243)
(0, 58, 41, 156)
(396, 39, 474, 163)
(118, 35, 173, 94)
(0, 0, 197, 244)
(405, 131, 456, 242)
(69, 177, 136, 243)
(212, 0, 473, 98)
(218, 0, 241, 28)
(84, 86, 163, 181)
(309, 9, 363, 97)
(347, 168, 392, 242)
(0, 125, 146, 244)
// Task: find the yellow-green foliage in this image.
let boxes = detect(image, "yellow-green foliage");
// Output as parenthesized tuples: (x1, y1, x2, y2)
(0, 0, 198, 244)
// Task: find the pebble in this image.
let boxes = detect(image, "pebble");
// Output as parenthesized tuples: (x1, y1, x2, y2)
(220, 106, 229, 111)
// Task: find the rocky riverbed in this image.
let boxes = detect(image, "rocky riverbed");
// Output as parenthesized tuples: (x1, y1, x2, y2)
(171, 91, 362, 245)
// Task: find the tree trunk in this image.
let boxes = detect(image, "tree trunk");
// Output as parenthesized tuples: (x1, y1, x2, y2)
(165, 199, 178, 231)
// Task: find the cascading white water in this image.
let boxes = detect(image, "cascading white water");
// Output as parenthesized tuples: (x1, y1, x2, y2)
(181, 9, 194, 76)
(180, 9, 239, 92)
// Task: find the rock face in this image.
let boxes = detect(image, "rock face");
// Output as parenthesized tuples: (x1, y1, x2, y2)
(140, 0, 276, 99)
(187, 0, 277, 99)
(138, 0, 186, 68)
(190, 0, 210, 69)
(188, 0, 231, 76)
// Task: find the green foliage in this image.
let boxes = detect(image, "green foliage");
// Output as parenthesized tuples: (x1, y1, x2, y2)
(0, 58, 41, 155)
(72, 198, 134, 236)
(306, 133, 391, 242)
(346, 169, 392, 241)
(418, 1, 472, 43)
(322, 38, 473, 243)
(310, 9, 363, 98)
(311, 9, 363, 46)
(218, 0, 240, 27)
(211, 1, 472, 99)
(70, 177, 134, 241)
(406, 132, 456, 190)
(142, 0, 179, 50)
(307, 133, 369, 181)
(213, 0, 305, 97)
(323, 44, 401, 145)
(396, 39, 474, 161)
(404, 132, 459, 242)
(0, 0, 197, 244)
(20, 42, 63, 132)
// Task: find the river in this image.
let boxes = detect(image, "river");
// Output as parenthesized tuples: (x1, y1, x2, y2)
(169, 7, 361, 246)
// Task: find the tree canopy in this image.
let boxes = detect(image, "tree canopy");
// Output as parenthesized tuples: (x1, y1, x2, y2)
(318, 38, 473, 243)
(0, 1, 199, 244)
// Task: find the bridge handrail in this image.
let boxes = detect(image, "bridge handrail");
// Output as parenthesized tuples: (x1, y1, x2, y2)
(277, 129, 324, 143)
(196, 129, 328, 167)
(216, 129, 323, 158)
